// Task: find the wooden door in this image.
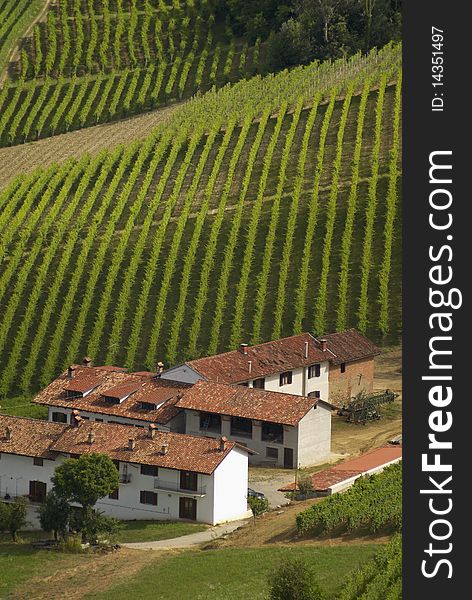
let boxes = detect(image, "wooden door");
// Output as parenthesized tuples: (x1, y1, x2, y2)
(283, 448, 294, 469)
(179, 497, 197, 520)
(29, 480, 47, 503)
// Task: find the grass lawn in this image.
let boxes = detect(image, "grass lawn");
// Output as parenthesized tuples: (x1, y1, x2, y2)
(86, 544, 382, 600)
(116, 520, 208, 543)
(0, 542, 95, 598)
(0, 396, 47, 419)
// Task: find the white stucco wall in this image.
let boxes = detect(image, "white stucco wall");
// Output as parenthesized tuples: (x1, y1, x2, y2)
(0, 449, 248, 527)
(296, 404, 332, 467)
(47, 406, 182, 432)
(212, 447, 249, 524)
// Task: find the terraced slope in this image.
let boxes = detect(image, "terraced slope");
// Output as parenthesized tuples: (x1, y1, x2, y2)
(0, 45, 402, 397)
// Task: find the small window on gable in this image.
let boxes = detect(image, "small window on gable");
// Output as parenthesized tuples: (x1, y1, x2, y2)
(252, 378, 265, 389)
(340, 363, 346, 373)
(33, 457, 44, 467)
(308, 364, 321, 379)
(279, 371, 292, 386)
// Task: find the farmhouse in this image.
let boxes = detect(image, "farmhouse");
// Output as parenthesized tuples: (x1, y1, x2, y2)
(32, 363, 190, 431)
(0, 414, 252, 526)
(175, 380, 332, 468)
(161, 329, 380, 406)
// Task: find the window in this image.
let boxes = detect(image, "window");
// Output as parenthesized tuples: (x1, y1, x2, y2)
(199, 412, 221, 433)
(308, 364, 321, 379)
(266, 447, 278, 460)
(29, 480, 47, 503)
(102, 396, 120, 405)
(33, 457, 44, 467)
(279, 371, 292, 386)
(230, 416, 253, 438)
(66, 390, 82, 399)
(180, 471, 198, 491)
(240, 382, 249, 387)
(140, 490, 158, 505)
(261, 422, 284, 444)
(139, 402, 157, 411)
(252, 378, 265, 389)
(141, 464, 159, 477)
(95, 418, 104, 422)
(340, 363, 346, 373)
(52, 412, 68, 423)
(109, 488, 119, 500)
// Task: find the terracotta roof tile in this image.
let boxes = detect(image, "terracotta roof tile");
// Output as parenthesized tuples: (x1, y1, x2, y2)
(50, 421, 238, 474)
(33, 366, 189, 424)
(184, 330, 378, 383)
(64, 376, 102, 394)
(279, 446, 402, 491)
(101, 383, 141, 401)
(0, 414, 66, 459)
(323, 329, 380, 365)
(176, 380, 317, 426)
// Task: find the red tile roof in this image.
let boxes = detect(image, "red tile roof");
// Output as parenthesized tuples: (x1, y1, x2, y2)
(49, 421, 239, 474)
(279, 446, 402, 491)
(0, 414, 66, 459)
(323, 329, 380, 365)
(176, 380, 317, 426)
(184, 330, 379, 383)
(33, 365, 189, 424)
(101, 383, 141, 401)
(63, 376, 102, 394)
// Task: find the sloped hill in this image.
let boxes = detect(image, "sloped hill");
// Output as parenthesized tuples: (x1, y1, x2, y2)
(0, 44, 401, 397)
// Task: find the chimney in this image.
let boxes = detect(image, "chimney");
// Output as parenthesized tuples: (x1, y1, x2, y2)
(148, 424, 158, 439)
(67, 366, 76, 379)
(160, 442, 169, 455)
(83, 356, 92, 368)
(220, 436, 228, 452)
(248, 360, 252, 375)
(87, 431, 95, 445)
(72, 410, 82, 427)
(239, 343, 249, 355)
(5, 426, 12, 441)
(156, 362, 165, 375)
(128, 438, 136, 451)
(319, 338, 327, 352)
(304, 341, 309, 359)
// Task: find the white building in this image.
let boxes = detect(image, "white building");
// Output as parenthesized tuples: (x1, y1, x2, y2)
(0, 414, 252, 527)
(161, 330, 380, 405)
(175, 380, 332, 468)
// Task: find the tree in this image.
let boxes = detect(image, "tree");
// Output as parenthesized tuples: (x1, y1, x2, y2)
(52, 453, 119, 509)
(0, 498, 28, 541)
(268, 19, 312, 69)
(51, 453, 120, 544)
(269, 559, 325, 600)
(38, 491, 70, 541)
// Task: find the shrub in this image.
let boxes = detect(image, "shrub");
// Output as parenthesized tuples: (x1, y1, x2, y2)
(269, 559, 325, 600)
(0, 497, 28, 541)
(248, 495, 269, 517)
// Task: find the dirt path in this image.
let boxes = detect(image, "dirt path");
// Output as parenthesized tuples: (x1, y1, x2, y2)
(0, 0, 51, 87)
(0, 104, 179, 190)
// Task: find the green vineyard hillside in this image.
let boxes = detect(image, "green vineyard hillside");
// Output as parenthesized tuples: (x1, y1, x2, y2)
(0, 0, 267, 146)
(0, 45, 401, 397)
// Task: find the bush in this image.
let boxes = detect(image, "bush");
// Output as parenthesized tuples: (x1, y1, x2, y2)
(59, 533, 84, 554)
(38, 490, 70, 541)
(248, 495, 269, 517)
(0, 497, 28, 541)
(269, 558, 325, 600)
